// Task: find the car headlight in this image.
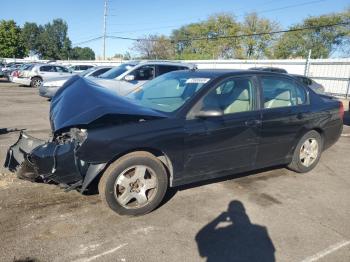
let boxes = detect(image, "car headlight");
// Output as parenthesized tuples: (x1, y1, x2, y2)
(43, 79, 67, 87)
(70, 128, 87, 144)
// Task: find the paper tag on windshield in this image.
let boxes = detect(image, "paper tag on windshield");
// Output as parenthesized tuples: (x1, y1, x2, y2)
(185, 78, 210, 84)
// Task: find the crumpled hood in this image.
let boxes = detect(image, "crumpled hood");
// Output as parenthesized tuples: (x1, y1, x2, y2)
(50, 76, 167, 133)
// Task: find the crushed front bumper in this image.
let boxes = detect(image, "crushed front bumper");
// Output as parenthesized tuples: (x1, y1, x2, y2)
(4, 132, 46, 174)
(4, 131, 83, 186)
(4, 131, 106, 192)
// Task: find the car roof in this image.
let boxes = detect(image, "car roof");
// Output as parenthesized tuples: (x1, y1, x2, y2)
(172, 69, 297, 79)
(137, 61, 195, 67)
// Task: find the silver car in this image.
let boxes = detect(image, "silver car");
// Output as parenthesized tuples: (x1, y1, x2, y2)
(39, 66, 114, 98)
(292, 75, 325, 94)
(12, 64, 72, 87)
(91, 61, 196, 96)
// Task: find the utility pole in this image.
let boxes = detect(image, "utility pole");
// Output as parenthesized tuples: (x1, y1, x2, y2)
(103, 0, 108, 60)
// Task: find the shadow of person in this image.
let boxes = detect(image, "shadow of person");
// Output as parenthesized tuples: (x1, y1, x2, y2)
(196, 200, 275, 262)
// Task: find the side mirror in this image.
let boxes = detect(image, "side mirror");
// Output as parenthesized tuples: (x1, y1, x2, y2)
(124, 75, 135, 81)
(195, 109, 223, 119)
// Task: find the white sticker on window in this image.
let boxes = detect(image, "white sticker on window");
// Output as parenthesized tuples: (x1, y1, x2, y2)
(185, 78, 210, 84)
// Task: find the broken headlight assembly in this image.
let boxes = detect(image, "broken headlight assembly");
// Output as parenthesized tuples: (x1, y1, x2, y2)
(69, 128, 88, 145)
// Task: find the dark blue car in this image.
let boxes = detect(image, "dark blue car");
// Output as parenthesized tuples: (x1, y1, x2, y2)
(5, 69, 343, 216)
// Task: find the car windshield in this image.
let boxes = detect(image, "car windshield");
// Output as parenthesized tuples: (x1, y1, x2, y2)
(99, 64, 135, 79)
(128, 71, 210, 113)
(79, 67, 96, 77)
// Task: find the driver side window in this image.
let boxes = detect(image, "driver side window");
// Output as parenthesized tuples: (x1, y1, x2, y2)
(200, 77, 254, 115)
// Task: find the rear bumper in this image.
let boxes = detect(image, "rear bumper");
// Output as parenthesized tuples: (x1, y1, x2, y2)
(12, 77, 31, 86)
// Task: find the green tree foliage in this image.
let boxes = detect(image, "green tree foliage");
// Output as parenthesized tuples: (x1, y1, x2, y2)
(171, 14, 242, 59)
(21, 22, 43, 55)
(274, 10, 350, 58)
(36, 19, 72, 59)
(0, 20, 26, 58)
(70, 47, 95, 60)
(241, 13, 280, 59)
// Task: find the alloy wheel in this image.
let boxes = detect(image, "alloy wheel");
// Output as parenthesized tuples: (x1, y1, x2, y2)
(114, 165, 158, 209)
(299, 138, 319, 167)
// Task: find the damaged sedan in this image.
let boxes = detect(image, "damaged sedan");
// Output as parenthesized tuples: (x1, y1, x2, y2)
(4, 70, 343, 216)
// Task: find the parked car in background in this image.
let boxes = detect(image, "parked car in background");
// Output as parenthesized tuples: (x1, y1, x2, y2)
(39, 66, 114, 98)
(249, 67, 288, 73)
(2, 63, 25, 80)
(291, 74, 325, 94)
(5, 69, 343, 216)
(8, 63, 36, 82)
(69, 64, 94, 73)
(12, 64, 72, 87)
(92, 61, 196, 95)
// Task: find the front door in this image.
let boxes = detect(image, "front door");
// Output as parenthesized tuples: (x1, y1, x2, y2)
(183, 76, 261, 179)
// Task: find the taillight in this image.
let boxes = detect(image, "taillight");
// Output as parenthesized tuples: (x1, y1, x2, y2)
(339, 102, 344, 119)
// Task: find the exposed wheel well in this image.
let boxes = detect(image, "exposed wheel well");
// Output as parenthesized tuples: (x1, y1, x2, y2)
(85, 148, 174, 193)
(31, 76, 42, 81)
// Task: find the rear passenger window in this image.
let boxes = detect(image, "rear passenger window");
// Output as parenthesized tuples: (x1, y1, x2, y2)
(40, 66, 55, 72)
(157, 65, 184, 76)
(55, 66, 69, 73)
(262, 77, 307, 109)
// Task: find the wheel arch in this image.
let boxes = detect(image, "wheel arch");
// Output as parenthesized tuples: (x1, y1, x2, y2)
(31, 75, 43, 81)
(83, 147, 174, 193)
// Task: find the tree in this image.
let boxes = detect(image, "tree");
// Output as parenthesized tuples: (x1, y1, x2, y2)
(21, 22, 43, 55)
(132, 35, 174, 59)
(36, 19, 72, 59)
(240, 13, 280, 59)
(0, 20, 26, 58)
(274, 10, 350, 58)
(70, 47, 95, 60)
(171, 14, 242, 59)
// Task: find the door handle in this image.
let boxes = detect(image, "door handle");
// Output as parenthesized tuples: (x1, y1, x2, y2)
(245, 119, 262, 127)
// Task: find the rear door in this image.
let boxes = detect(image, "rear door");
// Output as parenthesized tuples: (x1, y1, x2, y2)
(256, 75, 310, 167)
(156, 65, 188, 77)
(184, 75, 261, 178)
(39, 65, 57, 80)
(55, 66, 72, 77)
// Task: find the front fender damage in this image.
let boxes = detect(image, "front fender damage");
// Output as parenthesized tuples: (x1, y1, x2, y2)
(4, 131, 106, 193)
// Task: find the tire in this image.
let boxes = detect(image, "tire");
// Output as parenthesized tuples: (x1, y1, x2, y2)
(288, 130, 323, 173)
(30, 77, 42, 88)
(98, 151, 168, 216)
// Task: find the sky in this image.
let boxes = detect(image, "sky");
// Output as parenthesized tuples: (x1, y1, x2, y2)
(1, 0, 349, 58)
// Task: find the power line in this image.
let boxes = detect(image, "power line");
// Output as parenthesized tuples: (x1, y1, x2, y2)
(107, 0, 327, 29)
(73, 21, 349, 46)
(74, 36, 103, 46)
(105, 22, 349, 43)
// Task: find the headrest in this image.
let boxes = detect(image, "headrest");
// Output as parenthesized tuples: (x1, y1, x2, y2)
(275, 90, 291, 100)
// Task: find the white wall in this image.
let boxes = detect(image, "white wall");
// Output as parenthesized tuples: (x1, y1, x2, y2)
(3, 58, 350, 96)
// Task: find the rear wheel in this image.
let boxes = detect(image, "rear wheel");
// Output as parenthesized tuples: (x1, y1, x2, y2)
(30, 77, 42, 88)
(98, 151, 168, 216)
(288, 130, 322, 173)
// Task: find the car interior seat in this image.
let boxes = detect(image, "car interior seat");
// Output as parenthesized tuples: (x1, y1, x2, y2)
(223, 80, 251, 114)
(265, 89, 292, 108)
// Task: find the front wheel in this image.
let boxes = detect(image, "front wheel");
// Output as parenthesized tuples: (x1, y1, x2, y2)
(98, 151, 168, 216)
(288, 130, 323, 173)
